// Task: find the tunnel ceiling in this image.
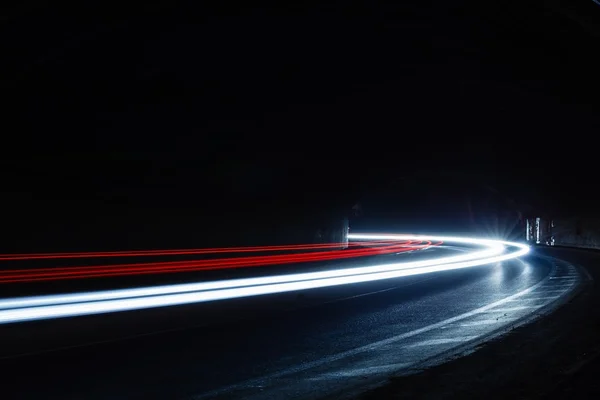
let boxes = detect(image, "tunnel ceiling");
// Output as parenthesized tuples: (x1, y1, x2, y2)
(2, 0, 600, 220)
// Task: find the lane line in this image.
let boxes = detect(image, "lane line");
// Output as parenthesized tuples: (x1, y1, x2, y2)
(506, 296, 559, 302)
(405, 337, 478, 348)
(485, 306, 534, 313)
(315, 363, 412, 378)
(458, 319, 508, 326)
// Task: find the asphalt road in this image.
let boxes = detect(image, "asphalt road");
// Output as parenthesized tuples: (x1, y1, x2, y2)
(0, 246, 581, 400)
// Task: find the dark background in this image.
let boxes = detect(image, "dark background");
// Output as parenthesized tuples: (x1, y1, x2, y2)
(1, 0, 599, 251)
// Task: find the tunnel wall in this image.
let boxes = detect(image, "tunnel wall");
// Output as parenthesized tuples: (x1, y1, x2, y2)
(0, 200, 350, 253)
(523, 216, 600, 250)
(550, 217, 600, 249)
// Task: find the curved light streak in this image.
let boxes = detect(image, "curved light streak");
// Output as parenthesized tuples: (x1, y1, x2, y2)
(0, 234, 529, 324)
(0, 241, 388, 261)
(0, 241, 426, 283)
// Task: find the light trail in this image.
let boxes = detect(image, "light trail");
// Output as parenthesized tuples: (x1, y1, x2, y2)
(0, 234, 529, 324)
(0, 241, 429, 283)
(0, 241, 386, 260)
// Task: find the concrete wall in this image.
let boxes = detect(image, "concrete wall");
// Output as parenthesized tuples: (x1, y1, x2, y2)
(316, 216, 348, 248)
(0, 200, 350, 253)
(550, 217, 600, 249)
(523, 216, 600, 250)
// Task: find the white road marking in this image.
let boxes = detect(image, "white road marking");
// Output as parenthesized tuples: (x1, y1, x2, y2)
(315, 363, 412, 378)
(405, 336, 478, 348)
(485, 306, 534, 313)
(458, 319, 506, 326)
(518, 296, 559, 301)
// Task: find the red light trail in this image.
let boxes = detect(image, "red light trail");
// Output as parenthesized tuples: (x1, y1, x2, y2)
(0, 241, 378, 261)
(0, 240, 439, 284)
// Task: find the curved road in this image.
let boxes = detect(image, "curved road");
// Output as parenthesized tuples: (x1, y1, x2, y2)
(0, 245, 582, 400)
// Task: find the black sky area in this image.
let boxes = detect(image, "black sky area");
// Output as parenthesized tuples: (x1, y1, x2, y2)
(1, 0, 600, 243)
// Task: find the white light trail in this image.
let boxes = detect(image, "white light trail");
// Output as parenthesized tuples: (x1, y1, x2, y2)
(0, 234, 529, 324)
(0, 237, 502, 310)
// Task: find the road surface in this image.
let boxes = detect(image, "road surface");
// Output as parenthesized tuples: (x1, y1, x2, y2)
(0, 239, 582, 399)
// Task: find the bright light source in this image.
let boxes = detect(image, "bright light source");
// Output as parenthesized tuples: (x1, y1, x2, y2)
(0, 234, 529, 324)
